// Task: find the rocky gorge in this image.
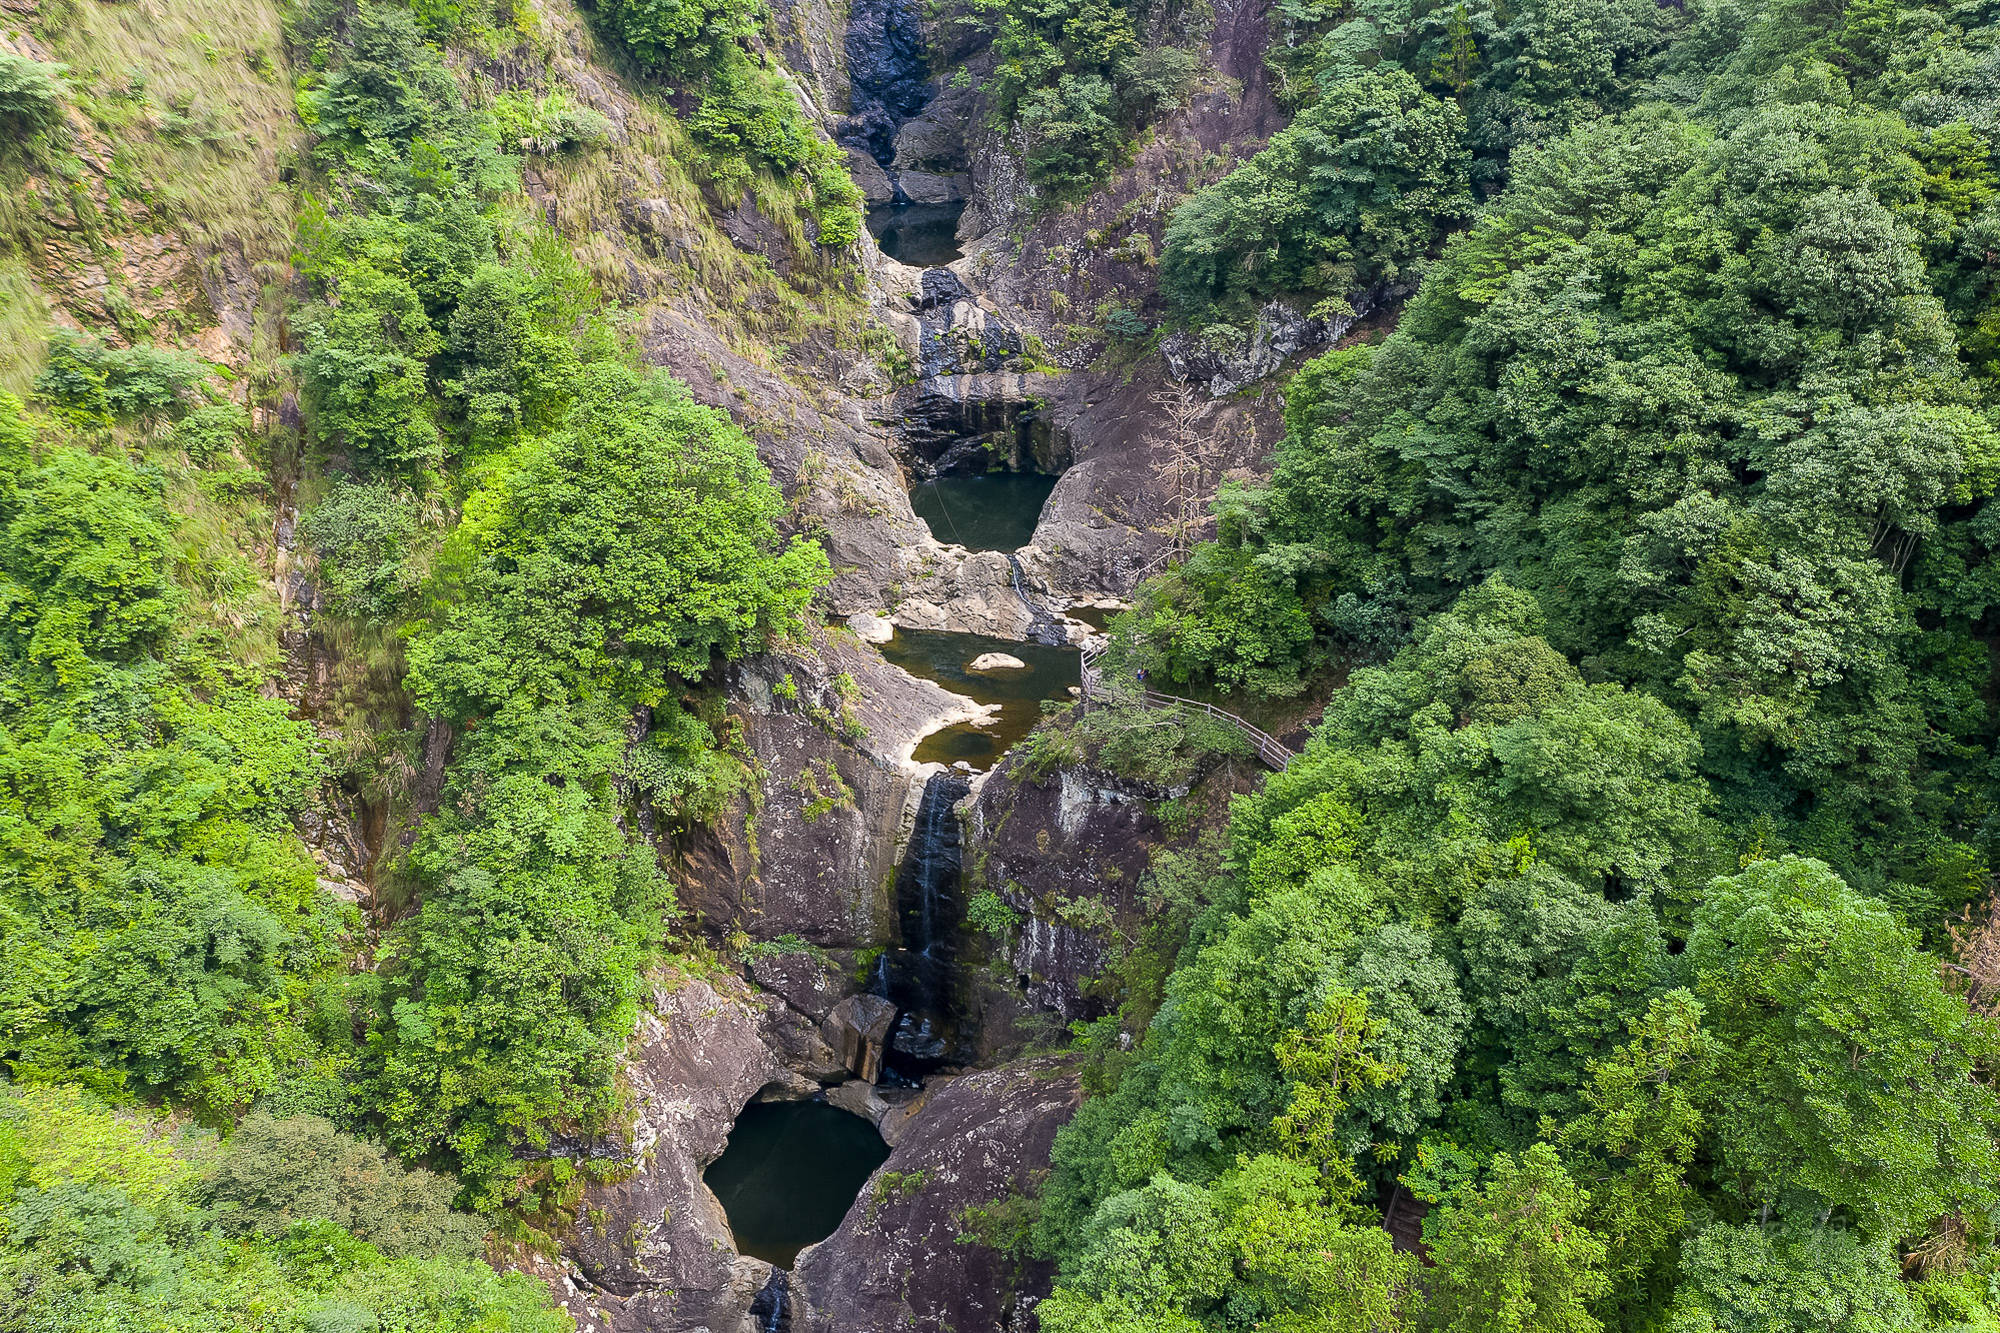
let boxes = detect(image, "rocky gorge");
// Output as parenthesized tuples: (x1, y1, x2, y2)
(0, 0, 1350, 1324)
(472, 0, 1358, 1325)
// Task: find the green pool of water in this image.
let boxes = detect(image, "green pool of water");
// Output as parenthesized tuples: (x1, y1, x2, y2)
(704, 1099, 890, 1269)
(878, 628, 1080, 770)
(909, 472, 1057, 552)
(867, 201, 966, 266)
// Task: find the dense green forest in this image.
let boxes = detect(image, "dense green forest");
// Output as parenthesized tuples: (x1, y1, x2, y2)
(2, 0, 1999, 1320)
(1057, 0, 2000, 1327)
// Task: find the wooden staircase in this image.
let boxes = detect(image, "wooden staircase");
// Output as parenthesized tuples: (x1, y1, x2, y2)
(1078, 647, 1295, 771)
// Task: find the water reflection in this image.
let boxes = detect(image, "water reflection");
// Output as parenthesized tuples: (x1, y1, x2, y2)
(867, 200, 966, 266)
(909, 471, 1057, 552)
(705, 1100, 890, 1269)
(877, 628, 1079, 770)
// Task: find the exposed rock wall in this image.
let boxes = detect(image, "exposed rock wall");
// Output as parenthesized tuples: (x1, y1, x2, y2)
(670, 631, 977, 953)
(538, 971, 842, 1333)
(791, 1056, 1082, 1333)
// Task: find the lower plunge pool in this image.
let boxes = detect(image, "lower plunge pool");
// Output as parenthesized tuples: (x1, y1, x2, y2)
(909, 471, 1057, 552)
(705, 1099, 890, 1269)
(877, 628, 1080, 770)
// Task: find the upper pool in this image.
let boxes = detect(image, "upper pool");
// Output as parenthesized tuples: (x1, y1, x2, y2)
(909, 471, 1057, 552)
(868, 201, 966, 267)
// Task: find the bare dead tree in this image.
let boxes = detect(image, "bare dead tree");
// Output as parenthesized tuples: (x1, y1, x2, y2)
(1146, 379, 1223, 562)
(1946, 896, 2000, 1016)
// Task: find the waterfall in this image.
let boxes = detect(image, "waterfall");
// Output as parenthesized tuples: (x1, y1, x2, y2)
(874, 771, 971, 1076)
(1007, 553, 1068, 646)
(751, 1269, 790, 1332)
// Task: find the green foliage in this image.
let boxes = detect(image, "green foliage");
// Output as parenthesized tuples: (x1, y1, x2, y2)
(33, 333, 208, 427)
(0, 55, 69, 136)
(1159, 69, 1470, 313)
(205, 1113, 488, 1259)
(589, 0, 863, 247)
(0, 398, 345, 1122)
(1047, 579, 2000, 1327)
(1419, 1143, 1609, 1333)
(0, 1084, 563, 1332)
(967, 888, 1023, 936)
(1135, 68, 2000, 898)
(279, 0, 833, 1206)
(1685, 857, 2000, 1240)
(298, 479, 433, 623)
(369, 364, 824, 1195)
(491, 90, 612, 155)
(407, 362, 826, 714)
(981, 0, 1208, 199)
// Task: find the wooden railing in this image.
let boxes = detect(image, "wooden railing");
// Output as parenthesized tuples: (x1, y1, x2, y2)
(1078, 647, 1295, 771)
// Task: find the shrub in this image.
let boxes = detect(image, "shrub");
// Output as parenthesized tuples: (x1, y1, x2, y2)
(1159, 69, 1469, 314)
(0, 54, 68, 135)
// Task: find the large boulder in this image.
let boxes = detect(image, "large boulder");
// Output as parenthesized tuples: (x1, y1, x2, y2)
(791, 1056, 1082, 1332)
(823, 993, 900, 1082)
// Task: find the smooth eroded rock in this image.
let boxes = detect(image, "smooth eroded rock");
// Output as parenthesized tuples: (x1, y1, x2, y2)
(791, 1056, 1082, 1333)
(967, 652, 1027, 671)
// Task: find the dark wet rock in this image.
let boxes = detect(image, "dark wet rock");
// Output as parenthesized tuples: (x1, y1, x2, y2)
(875, 771, 975, 1075)
(954, 731, 1272, 1059)
(892, 373, 1069, 475)
(897, 168, 970, 204)
(891, 85, 973, 173)
(962, 761, 1171, 1037)
(791, 1056, 1082, 1333)
(843, 0, 930, 165)
(918, 267, 973, 310)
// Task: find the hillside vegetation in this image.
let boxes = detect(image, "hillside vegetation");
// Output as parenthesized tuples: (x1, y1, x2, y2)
(1059, 0, 2000, 1327)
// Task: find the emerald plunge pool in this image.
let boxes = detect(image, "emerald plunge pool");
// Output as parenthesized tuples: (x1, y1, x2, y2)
(878, 628, 1080, 770)
(909, 471, 1057, 552)
(704, 1099, 890, 1269)
(867, 201, 966, 267)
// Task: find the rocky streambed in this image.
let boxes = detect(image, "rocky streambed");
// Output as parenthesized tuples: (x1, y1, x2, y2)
(526, 0, 1351, 1322)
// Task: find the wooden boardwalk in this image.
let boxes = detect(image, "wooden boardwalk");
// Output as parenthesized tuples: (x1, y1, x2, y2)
(1079, 647, 1295, 770)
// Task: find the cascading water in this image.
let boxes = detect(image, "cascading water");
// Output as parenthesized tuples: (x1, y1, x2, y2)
(751, 1270, 790, 1333)
(875, 771, 972, 1076)
(1007, 553, 1069, 647)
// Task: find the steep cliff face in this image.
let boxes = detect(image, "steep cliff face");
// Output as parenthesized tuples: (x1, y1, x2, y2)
(0, 0, 298, 387)
(954, 723, 1268, 1058)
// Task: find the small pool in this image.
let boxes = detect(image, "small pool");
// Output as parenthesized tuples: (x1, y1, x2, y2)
(705, 1099, 890, 1269)
(868, 201, 966, 266)
(878, 628, 1079, 770)
(910, 472, 1057, 552)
